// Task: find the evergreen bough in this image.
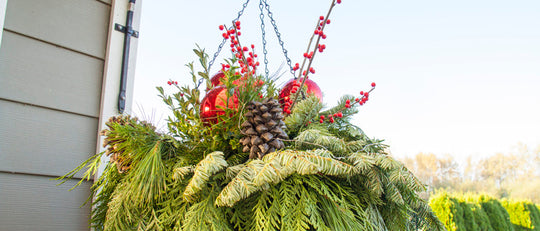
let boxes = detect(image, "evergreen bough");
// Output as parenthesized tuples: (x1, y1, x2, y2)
(59, 48, 444, 231)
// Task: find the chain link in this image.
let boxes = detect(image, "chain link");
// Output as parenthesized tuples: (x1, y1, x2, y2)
(206, 0, 295, 83)
(262, 0, 295, 76)
(259, 1, 270, 78)
(207, 0, 251, 73)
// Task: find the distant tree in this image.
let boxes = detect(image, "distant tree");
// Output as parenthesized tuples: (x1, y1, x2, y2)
(400, 143, 540, 203)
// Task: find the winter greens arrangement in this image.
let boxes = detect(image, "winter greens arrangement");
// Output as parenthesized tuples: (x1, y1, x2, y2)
(59, 0, 444, 230)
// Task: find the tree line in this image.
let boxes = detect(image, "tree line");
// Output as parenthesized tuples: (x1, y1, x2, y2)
(399, 143, 540, 203)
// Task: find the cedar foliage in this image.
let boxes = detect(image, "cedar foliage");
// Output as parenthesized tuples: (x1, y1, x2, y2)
(59, 48, 444, 231)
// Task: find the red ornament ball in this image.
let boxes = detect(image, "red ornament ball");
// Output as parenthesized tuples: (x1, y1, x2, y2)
(279, 78, 323, 107)
(208, 71, 226, 90)
(200, 86, 239, 124)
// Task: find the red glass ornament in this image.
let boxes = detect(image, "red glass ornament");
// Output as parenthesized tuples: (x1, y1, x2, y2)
(208, 71, 226, 90)
(279, 78, 323, 106)
(200, 86, 239, 124)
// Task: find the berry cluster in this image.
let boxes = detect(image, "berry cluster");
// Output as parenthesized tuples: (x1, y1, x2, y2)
(318, 82, 376, 124)
(167, 80, 178, 85)
(281, 79, 303, 114)
(219, 21, 260, 76)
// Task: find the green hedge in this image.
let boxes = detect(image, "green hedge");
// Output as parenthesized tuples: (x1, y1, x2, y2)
(477, 195, 514, 231)
(430, 192, 540, 231)
(502, 199, 540, 230)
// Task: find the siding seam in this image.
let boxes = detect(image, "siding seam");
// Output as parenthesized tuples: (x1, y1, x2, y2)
(95, 0, 112, 6)
(0, 98, 100, 119)
(2, 29, 106, 61)
(0, 170, 90, 181)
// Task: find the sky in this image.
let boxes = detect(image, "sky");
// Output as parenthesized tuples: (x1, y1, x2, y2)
(132, 0, 540, 161)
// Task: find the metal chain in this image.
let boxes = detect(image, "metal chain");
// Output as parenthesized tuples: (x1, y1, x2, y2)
(205, 0, 295, 84)
(207, 0, 251, 73)
(262, 0, 295, 76)
(259, 0, 270, 78)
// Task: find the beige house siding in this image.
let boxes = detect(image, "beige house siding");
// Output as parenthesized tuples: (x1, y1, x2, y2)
(0, 0, 141, 230)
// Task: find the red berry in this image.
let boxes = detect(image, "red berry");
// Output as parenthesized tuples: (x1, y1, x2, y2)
(326, 19, 331, 24)
(364, 92, 369, 97)
(337, 112, 343, 118)
(329, 117, 335, 123)
(320, 115, 325, 120)
(319, 119, 324, 123)
(371, 82, 376, 87)
(251, 44, 255, 49)
(303, 52, 308, 58)
(320, 16, 325, 20)
(346, 99, 351, 104)
(355, 98, 360, 102)
(235, 21, 241, 27)
(337, 0, 342, 3)
(219, 25, 224, 30)
(237, 31, 242, 36)
(167, 81, 171, 85)
(360, 91, 364, 95)
(314, 30, 320, 35)
(322, 34, 327, 39)
(309, 67, 315, 74)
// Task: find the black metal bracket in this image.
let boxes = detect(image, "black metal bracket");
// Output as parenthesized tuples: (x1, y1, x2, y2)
(115, 23, 139, 38)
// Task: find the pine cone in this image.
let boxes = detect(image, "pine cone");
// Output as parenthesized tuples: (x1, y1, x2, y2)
(240, 98, 288, 159)
(101, 115, 156, 173)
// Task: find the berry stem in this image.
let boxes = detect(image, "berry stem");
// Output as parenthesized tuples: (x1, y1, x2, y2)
(231, 22, 252, 77)
(290, 0, 337, 112)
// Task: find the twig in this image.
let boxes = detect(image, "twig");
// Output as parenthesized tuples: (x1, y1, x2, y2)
(290, 0, 337, 112)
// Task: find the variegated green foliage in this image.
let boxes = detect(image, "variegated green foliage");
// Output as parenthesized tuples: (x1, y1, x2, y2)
(183, 151, 228, 202)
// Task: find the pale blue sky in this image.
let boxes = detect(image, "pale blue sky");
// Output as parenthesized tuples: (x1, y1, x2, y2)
(133, 0, 540, 160)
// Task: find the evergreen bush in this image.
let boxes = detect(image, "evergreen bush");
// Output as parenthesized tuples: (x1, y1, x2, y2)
(430, 191, 464, 231)
(477, 195, 514, 231)
(502, 199, 540, 231)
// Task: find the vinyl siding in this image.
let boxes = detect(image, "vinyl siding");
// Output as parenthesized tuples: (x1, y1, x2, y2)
(3, 0, 110, 59)
(0, 173, 93, 230)
(0, 31, 104, 117)
(0, 99, 98, 178)
(0, 0, 114, 230)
